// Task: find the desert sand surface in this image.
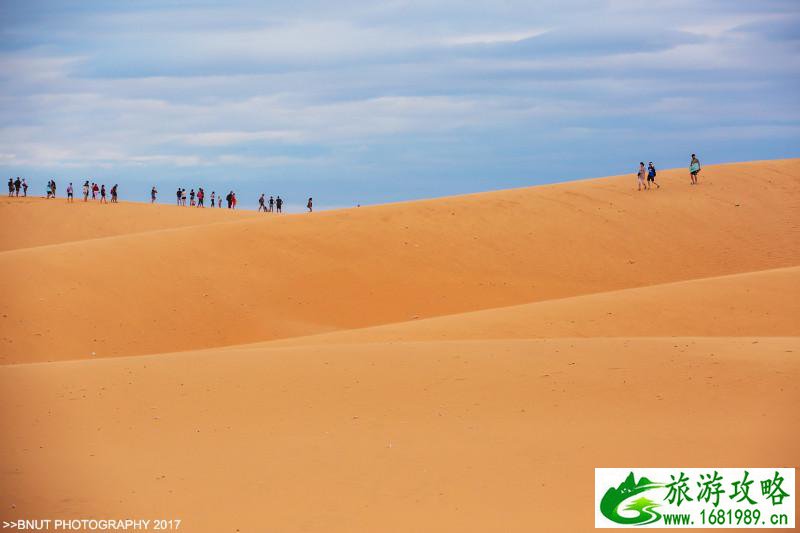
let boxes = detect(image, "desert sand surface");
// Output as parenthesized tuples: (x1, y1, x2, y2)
(262, 266, 800, 347)
(1, 337, 797, 532)
(0, 197, 257, 252)
(1, 159, 799, 532)
(1, 159, 799, 363)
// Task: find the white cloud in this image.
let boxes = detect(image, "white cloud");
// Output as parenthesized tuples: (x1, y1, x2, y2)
(173, 130, 306, 146)
(441, 29, 549, 46)
(0, 0, 796, 204)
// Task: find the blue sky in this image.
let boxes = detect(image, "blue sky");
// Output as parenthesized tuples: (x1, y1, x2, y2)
(1, 0, 798, 210)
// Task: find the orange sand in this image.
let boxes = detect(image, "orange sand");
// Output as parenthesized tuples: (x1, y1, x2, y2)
(0, 196, 256, 251)
(1, 159, 798, 532)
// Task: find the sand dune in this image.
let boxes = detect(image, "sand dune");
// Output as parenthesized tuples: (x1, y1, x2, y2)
(1, 159, 799, 363)
(0, 196, 256, 252)
(263, 266, 800, 348)
(1, 337, 797, 532)
(1, 159, 799, 532)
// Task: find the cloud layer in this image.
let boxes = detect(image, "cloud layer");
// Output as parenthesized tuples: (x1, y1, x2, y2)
(1, 0, 798, 207)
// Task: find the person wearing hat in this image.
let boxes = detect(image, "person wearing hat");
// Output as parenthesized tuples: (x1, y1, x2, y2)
(647, 162, 660, 189)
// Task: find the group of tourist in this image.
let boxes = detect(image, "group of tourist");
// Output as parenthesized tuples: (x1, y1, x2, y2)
(6, 178, 120, 203)
(157, 187, 298, 212)
(257, 194, 287, 213)
(167, 187, 253, 210)
(173, 187, 214, 207)
(7, 177, 28, 197)
(67, 181, 118, 203)
(636, 154, 701, 191)
(8, 155, 704, 210)
(10, 179, 302, 212)
(60, 180, 119, 204)
(636, 162, 660, 191)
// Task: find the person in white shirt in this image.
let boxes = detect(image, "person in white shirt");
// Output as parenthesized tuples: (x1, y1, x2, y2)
(637, 162, 647, 191)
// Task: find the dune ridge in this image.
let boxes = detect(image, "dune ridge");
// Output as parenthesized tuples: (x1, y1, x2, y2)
(0, 197, 257, 252)
(258, 265, 800, 348)
(1, 159, 799, 363)
(1, 159, 798, 532)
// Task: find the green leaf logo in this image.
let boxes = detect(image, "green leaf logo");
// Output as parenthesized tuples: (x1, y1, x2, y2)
(600, 472, 664, 525)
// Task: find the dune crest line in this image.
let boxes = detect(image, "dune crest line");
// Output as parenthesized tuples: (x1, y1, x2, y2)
(1, 159, 798, 364)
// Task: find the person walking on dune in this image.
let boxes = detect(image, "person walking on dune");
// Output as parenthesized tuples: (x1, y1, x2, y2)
(690, 154, 701, 185)
(268, 195, 274, 212)
(83, 181, 90, 201)
(13, 177, 21, 197)
(258, 193, 266, 212)
(7, 179, 13, 197)
(197, 187, 204, 207)
(637, 162, 647, 191)
(225, 191, 232, 209)
(307, 197, 313, 212)
(276, 195, 283, 213)
(92, 183, 98, 200)
(647, 162, 660, 189)
(210, 191, 215, 208)
(151, 186, 158, 203)
(181, 188, 187, 206)
(231, 192, 237, 209)
(67, 182, 74, 202)
(189, 188, 196, 207)
(111, 184, 118, 203)
(22, 178, 27, 197)
(100, 184, 107, 203)
(51, 180, 57, 198)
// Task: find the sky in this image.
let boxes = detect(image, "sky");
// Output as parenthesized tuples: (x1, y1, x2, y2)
(1, 0, 798, 210)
